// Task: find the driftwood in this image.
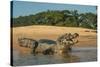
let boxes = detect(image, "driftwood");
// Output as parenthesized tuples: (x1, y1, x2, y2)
(18, 33, 79, 55)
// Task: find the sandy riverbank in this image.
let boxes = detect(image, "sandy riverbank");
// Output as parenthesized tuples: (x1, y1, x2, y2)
(12, 25, 97, 54)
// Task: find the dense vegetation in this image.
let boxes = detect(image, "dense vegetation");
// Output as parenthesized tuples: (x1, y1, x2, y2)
(12, 10, 97, 29)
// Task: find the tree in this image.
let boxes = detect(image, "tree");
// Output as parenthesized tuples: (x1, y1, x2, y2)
(12, 9, 97, 29)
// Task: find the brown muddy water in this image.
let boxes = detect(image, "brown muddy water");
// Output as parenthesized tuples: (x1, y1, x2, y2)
(12, 47, 97, 66)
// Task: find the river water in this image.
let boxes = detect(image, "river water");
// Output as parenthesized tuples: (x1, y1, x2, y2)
(12, 47, 97, 66)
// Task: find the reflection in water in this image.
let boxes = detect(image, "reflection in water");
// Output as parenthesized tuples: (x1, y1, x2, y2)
(13, 52, 79, 66)
(12, 47, 97, 66)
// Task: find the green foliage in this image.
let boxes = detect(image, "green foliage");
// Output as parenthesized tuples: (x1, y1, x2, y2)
(12, 10, 97, 29)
